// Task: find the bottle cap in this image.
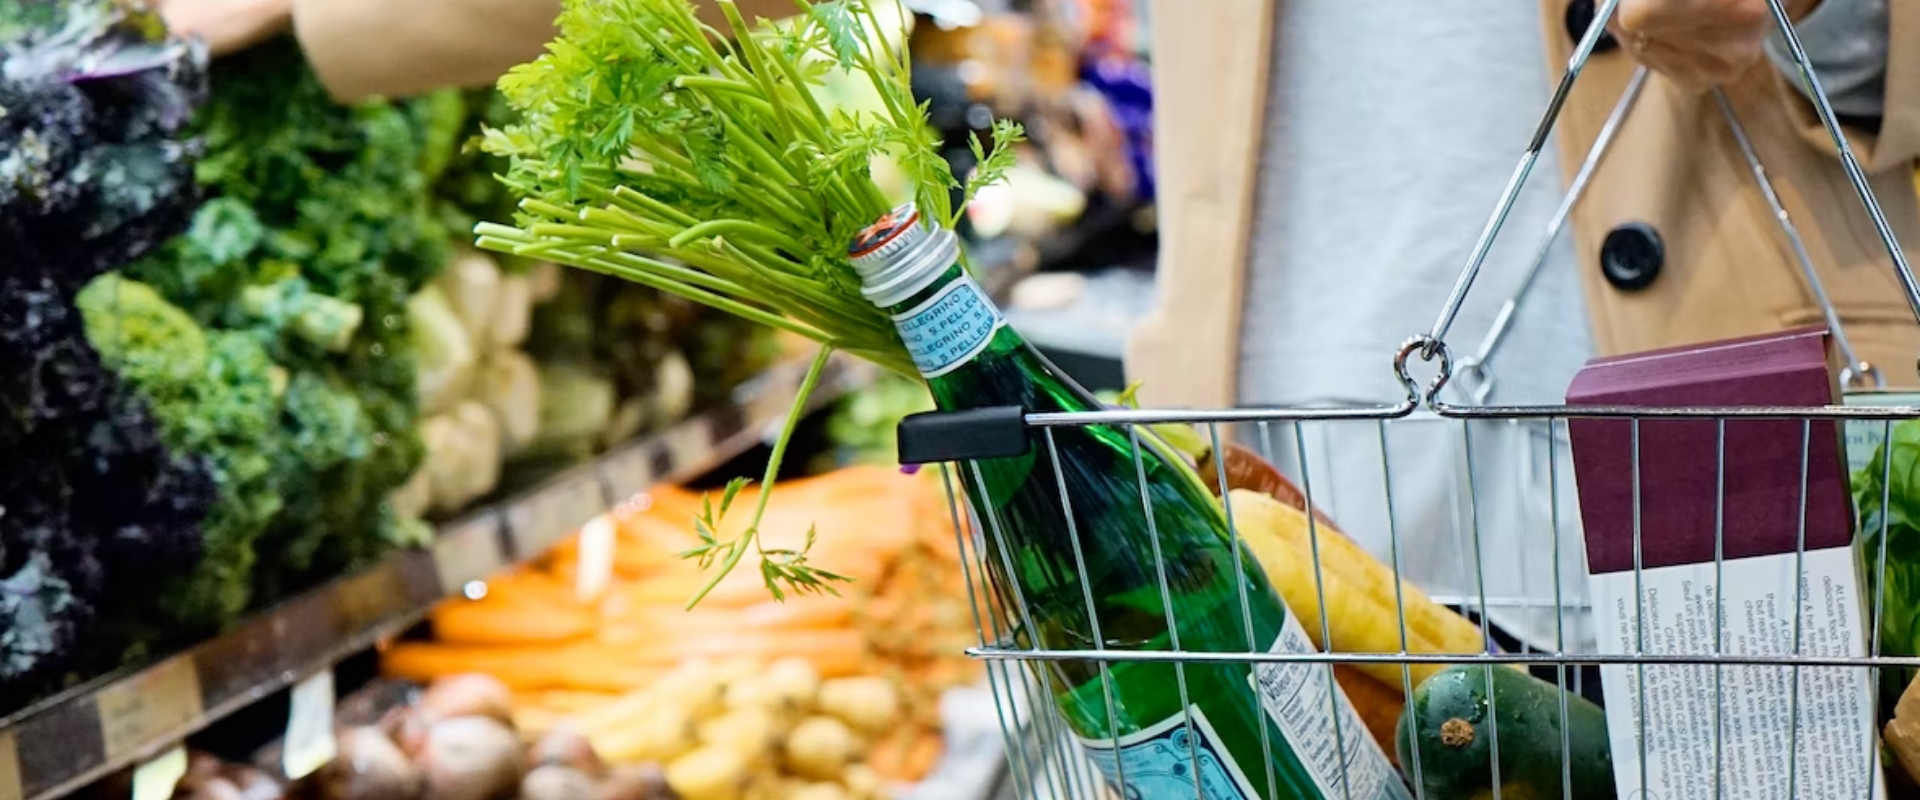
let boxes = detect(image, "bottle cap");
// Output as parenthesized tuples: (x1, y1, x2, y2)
(848, 202, 960, 308)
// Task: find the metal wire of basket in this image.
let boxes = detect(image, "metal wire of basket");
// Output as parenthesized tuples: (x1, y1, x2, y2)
(914, 1, 1920, 798)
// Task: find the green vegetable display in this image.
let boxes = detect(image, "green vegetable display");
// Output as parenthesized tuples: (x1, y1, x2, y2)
(125, 37, 463, 605)
(0, 0, 219, 706)
(77, 275, 285, 633)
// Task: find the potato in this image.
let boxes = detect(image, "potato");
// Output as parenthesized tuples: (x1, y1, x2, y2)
(722, 677, 788, 715)
(695, 708, 781, 765)
(816, 678, 899, 734)
(648, 663, 726, 717)
(739, 776, 794, 800)
(763, 658, 820, 709)
(664, 746, 751, 800)
(783, 716, 853, 781)
(789, 784, 853, 800)
(840, 765, 883, 800)
(592, 704, 695, 765)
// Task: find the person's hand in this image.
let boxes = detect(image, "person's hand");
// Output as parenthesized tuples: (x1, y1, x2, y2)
(157, 0, 292, 57)
(1613, 0, 1821, 90)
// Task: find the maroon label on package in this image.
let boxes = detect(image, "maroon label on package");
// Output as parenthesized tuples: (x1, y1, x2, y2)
(1565, 327, 1852, 574)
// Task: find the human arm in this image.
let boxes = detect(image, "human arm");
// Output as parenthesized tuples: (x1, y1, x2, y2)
(1615, 0, 1920, 169)
(159, 0, 800, 104)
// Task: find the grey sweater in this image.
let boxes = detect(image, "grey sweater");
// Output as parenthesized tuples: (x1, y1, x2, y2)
(1233, 0, 1890, 650)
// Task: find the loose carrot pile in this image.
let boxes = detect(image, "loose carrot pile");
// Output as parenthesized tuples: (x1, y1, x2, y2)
(380, 466, 984, 788)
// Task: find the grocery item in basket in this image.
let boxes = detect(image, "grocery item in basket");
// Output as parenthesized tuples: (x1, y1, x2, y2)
(1396, 665, 1612, 800)
(859, 206, 1411, 800)
(1223, 487, 1495, 690)
(1566, 326, 1884, 799)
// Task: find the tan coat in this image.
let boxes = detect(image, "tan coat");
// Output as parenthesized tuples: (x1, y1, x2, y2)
(1128, 0, 1920, 409)
(289, 0, 795, 103)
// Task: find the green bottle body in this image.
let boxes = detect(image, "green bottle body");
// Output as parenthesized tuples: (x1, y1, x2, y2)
(883, 257, 1409, 800)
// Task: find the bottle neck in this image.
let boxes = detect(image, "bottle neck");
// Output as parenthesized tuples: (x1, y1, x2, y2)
(881, 262, 1104, 414)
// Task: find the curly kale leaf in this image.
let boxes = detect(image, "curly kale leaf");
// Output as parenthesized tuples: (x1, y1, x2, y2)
(0, 274, 217, 706)
(125, 37, 458, 599)
(77, 274, 284, 631)
(0, 1, 214, 704)
(132, 39, 455, 322)
(1, 0, 207, 283)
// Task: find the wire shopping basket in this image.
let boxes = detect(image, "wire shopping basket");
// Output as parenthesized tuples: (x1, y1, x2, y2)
(895, 2, 1920, 799)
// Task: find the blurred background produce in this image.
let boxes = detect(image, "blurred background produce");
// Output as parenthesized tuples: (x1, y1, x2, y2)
(0, 1, 1152, 798)
(380, 466, 984, 792)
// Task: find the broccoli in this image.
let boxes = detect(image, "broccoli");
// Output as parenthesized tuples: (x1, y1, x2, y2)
(76, 274, 285, 633)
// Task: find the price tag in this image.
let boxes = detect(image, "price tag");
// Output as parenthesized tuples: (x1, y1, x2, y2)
(599, 443, 658, 502)
(662, 419, 713, 477)
(1842, 392, 1920, 475)
(282, 671, 336, 780)
(129, 746, 186, 800)
(0, 730, 22, 800)
(575, 515, 618, 601)
(334, 566, 407, 632)
(433, 514, 505, 595)
(508, 475, 603, 559)
(96, 657, 202, 763)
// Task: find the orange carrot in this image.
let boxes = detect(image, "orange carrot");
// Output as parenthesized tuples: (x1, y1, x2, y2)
(382, 642, 663, 692)
(429, 597, 597, 646)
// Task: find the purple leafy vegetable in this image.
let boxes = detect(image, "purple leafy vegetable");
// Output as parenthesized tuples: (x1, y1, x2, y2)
(0, 0, 215, 710)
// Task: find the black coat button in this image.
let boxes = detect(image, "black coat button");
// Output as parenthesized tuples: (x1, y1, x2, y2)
(1600, 222, 1664, 292)
(1565, 0, 1621, 54)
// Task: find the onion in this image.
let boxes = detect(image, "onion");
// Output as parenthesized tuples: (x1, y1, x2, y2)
(594, 764, 670, 800)
(311, 726, 426, 800)
(184, 777, 247, 800)
(528, 725, 603, 776)
(418, 716, 525, 800)
(222, 766, 285, 800)
(379, 705, 433, 760)
(517, 765, 597, 800)
(419, 674, 515, 728)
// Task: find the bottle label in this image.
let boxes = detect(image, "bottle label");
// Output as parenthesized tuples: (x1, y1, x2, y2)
(1249, 613, 1414, 800)
(1077, 704, 1261, 799)
(893, 273, 1004, 378)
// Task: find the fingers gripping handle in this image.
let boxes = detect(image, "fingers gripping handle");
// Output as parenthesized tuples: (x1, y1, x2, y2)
(1413, 0, 1919, 404)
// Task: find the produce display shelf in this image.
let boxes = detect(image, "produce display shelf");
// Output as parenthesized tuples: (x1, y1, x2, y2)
(0, 353, 876, 800)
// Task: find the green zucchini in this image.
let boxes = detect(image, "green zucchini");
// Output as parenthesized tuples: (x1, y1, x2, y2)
(1395, 665, 1613, 800)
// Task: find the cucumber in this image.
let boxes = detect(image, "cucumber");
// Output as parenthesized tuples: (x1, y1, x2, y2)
(1395, 665, 1613, 800)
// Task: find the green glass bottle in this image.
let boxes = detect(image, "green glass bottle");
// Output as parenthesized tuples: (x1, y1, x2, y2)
(852, 204, 1411, 800)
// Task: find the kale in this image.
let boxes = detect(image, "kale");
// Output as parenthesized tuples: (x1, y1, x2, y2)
(125, 37, 460, 600)
(77, 274, 284, 633)
(1, 0, 205, 286)
(0, 0, 215, 706)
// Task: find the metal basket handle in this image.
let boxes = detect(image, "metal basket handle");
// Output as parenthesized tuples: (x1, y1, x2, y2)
(1407, 0, 1917, 408)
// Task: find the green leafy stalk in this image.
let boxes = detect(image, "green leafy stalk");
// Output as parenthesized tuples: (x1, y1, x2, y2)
(480, 0, 1024, 601)
(678, 345, 846, 606)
